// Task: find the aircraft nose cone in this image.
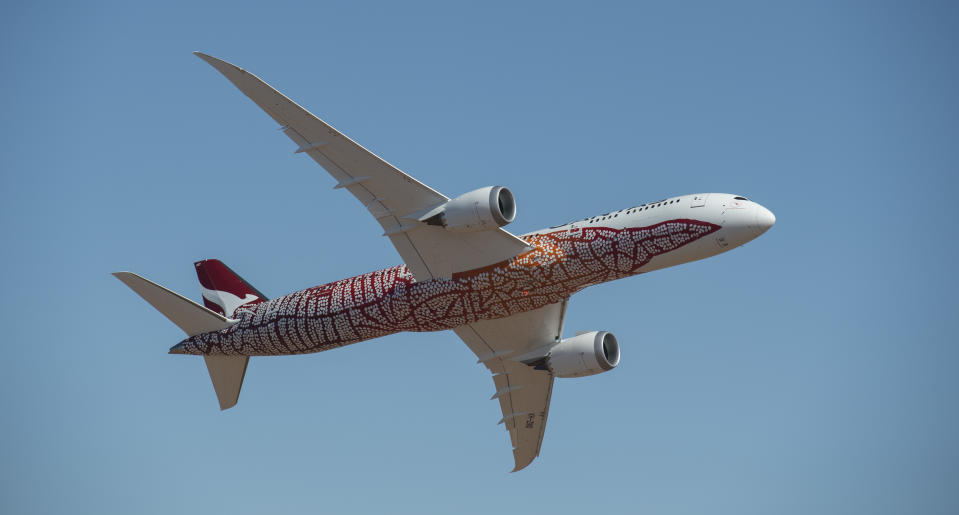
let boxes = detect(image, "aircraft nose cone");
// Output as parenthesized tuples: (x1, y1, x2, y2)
(754, 204, 775, 234)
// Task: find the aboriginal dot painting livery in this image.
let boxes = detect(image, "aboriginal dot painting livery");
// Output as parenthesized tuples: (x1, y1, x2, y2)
(115, 53, 776, 472)
(176, 220, 719, 356)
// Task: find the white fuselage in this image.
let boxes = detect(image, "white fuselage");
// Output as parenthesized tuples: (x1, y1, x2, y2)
(526, 192, 776, 273)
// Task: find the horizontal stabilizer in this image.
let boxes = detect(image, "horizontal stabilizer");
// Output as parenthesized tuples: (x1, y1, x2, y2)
(113, 272, 237, 336)
(204, 355, 249, 410)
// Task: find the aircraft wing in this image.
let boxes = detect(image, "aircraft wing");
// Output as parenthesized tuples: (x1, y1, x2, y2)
(453, 300, 567, 471)
(195, 53, 531, 280)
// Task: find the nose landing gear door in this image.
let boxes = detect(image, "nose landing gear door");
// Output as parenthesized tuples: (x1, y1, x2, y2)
(690, 194, 709, 208)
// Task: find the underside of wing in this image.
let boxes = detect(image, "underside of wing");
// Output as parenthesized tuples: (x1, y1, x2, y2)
(453, 300, 567, 471)
(494, 361, 554, 471)
(195, 52, 530, 280)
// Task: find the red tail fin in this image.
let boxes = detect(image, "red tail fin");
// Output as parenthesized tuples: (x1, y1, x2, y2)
(194, 259, 268, 317)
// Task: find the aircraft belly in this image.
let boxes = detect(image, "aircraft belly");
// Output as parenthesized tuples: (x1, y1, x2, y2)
(177, 219, 720, 356)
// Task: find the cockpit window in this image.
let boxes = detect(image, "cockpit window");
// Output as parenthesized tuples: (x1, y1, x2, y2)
(733, 196, 749, 200)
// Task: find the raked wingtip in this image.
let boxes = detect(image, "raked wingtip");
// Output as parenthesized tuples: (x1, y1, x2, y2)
(193, 51, 228, 67)
(193, 51, 216, 63)
(193, 51, 248, 76)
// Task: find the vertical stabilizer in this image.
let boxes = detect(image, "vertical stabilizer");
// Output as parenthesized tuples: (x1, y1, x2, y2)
(194, 260, 269, 410)
(195, 259, 267, 317)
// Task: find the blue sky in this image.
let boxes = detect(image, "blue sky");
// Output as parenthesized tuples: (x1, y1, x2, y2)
(2, 1, 957, 513)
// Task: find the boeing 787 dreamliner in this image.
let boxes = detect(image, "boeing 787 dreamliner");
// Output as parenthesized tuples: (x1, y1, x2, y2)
(115, 53, 775, 471)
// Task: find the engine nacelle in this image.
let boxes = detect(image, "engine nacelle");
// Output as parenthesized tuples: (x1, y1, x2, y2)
(421, 186, 516, 232)
(547, 331, 620, 378)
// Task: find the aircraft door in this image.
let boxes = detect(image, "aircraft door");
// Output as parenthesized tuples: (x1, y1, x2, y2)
(690, 194, 709, 208)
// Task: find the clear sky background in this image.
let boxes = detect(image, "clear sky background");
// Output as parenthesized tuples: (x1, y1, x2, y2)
(1, 1, 957, 513)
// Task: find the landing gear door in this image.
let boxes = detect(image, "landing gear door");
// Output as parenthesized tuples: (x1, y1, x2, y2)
(690, 194, 709, 208)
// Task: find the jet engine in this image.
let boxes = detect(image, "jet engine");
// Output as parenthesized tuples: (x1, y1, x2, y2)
(420, 186, 516, 232)
(546, 331, 620, 378)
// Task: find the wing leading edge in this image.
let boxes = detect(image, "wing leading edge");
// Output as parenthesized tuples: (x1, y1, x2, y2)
(194, 52, 530, 280)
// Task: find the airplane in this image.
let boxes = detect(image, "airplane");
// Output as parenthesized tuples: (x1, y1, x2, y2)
(114, 52, 775, 472)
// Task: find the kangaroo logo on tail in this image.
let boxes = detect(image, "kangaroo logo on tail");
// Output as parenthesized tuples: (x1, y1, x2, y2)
(201, 287, 259, 317)
(194, 259, 268, 317)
